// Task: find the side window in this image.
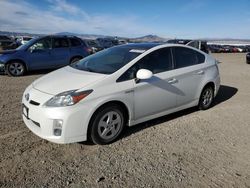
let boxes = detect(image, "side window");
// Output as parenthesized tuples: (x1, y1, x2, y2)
(117, 48, 172, 82)
(137, 48, 172, 74)
(174, 47, 205, 69)
(52, 37, 69, 48)
(29, 37, 51, 51)
(70, 38, 82, 47)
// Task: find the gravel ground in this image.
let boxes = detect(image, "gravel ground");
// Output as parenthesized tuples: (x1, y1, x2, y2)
(0, 53, 250, 188)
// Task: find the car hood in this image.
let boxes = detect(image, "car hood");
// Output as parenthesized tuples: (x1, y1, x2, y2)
(0, 49, 17, 55)
(32, 66, 107, 95)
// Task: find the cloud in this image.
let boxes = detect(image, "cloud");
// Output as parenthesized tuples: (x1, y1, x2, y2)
(179, 0, 206, 13)
(47, 0, 81, 15)
(0, 0, 154, 37)
(14, 11, 29, 16)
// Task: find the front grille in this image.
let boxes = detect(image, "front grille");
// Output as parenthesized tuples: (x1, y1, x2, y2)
(29, 100, 40, 106)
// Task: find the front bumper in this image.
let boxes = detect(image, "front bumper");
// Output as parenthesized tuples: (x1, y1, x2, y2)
(22, 86, 92, 144)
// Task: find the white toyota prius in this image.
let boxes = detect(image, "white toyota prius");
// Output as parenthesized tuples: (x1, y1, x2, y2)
(22, 43, 220, 144)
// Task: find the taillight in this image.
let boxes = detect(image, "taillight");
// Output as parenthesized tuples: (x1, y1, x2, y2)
(84, 47, 92, 53)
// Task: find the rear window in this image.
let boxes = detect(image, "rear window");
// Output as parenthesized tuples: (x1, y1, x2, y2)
(174, 47, 205, 69)
(70, 38, 82, 47)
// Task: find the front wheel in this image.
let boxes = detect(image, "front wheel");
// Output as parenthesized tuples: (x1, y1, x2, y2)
(198, 86, 214, 110)
(89, 104, 125, 145)
(6, 61, 26, 76)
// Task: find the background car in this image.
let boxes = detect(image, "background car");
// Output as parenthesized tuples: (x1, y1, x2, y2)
(0, 35, 90, 76)
(167, 39, 209, 53)
(208, 45, 224, 53)
(246, 52, 250, 64)
(0, 35, 15, 51)
(96, 37, 119, 49)
(82, 39, 103, 54)
(22, 43, 220, 145)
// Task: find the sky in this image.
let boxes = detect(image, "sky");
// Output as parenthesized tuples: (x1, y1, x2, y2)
(0, 0, 250, 39)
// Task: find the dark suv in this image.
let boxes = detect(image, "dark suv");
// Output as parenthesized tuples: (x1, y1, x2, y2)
(0, 35, 90, 76)
(246, 52, 250, 64)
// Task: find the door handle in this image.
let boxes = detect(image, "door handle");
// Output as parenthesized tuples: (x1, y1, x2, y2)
(167, 78, 178, 84)
(196, 70, 204, 75)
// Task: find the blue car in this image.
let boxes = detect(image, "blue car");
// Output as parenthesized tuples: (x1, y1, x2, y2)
(0, 35, 90, 76)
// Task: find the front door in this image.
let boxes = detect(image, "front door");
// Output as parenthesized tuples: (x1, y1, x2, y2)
(134, 71, 177, 120)
(132, 47, 177, 120)
(27, 37, 54, 70)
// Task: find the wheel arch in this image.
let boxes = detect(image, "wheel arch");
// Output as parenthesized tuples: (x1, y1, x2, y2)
(200, 81, 216, 97)
(6, 59, 28, 71)
(69, 55, 83, 64)
(86, 100, 130, 140)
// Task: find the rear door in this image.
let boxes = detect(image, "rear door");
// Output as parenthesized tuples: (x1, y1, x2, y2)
(50, 37, 70, 67)
(171, 47, 206, 106)
(69, 38, 88, 57)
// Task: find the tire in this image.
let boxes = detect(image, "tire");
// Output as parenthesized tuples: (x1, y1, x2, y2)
(89, 104, 125, 145)
(70, 57, 82, 64)
(198, 86, 214, 110)
(6, 61, 26, 76)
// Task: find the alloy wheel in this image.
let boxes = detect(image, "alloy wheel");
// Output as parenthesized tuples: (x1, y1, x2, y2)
(97, 111, 122, 140)
(9, 62, 24, 76)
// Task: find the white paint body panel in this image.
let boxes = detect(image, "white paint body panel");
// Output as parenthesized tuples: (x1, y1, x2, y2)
(22, 44, 220, 144)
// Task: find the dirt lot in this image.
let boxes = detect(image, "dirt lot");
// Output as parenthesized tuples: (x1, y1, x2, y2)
(0, 53, 250, 187)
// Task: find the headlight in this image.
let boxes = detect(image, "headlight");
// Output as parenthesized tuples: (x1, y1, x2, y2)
(44, 89, 93, 107)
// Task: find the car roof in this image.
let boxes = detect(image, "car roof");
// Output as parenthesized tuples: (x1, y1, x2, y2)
(119, 42, 162, 50)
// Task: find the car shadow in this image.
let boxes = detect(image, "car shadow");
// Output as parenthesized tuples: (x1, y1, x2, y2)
(25, 69, 54, 76)
(78, 85, 238, 145)
(121, 85, 238, 139)
(0, 69, 54, 76)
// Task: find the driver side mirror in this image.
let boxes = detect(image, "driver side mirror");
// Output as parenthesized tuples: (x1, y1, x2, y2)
(136, 69, 153, 83)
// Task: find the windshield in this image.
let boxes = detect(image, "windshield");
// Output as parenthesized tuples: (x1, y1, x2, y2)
(17, 37, 38, 50)
(70, 46, 144, 74)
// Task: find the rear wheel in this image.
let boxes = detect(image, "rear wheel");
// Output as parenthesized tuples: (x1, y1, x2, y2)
(70, 57, 82, 64)
(198, 86, 214, 110)
(6, 61, 26, 76)
(90, 104, 125, 145)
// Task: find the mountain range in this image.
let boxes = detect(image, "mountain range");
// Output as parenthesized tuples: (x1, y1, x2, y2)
(1, 30, 250, 43)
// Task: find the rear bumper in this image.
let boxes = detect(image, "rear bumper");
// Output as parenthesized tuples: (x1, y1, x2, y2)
(246, 58, 250, 64)
(0, 63, 5, 73)
(214, 75, 220, 97)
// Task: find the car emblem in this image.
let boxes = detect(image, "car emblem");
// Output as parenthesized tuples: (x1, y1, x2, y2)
(25, 93, 30, 101)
